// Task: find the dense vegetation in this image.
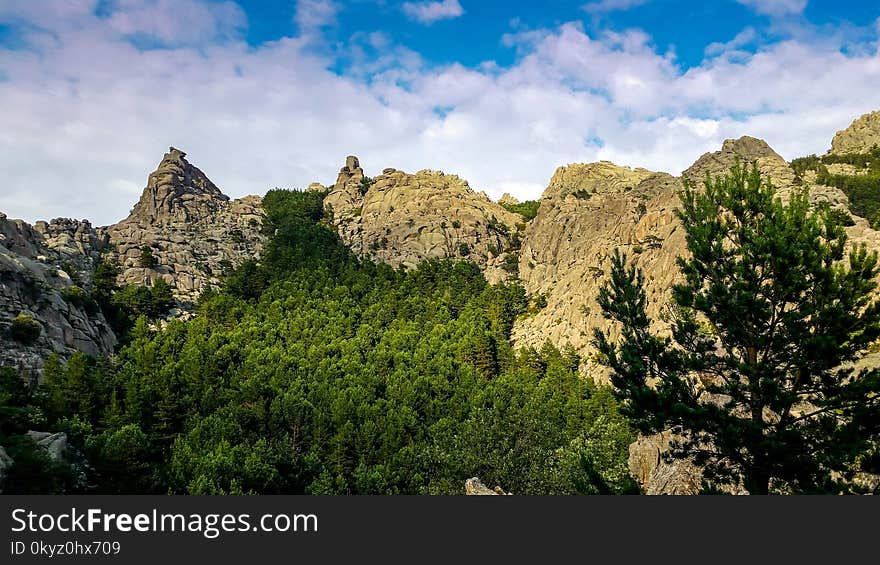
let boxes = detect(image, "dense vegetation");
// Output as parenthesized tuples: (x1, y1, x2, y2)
(791, 146, 880, 228)
(596, 164, 880, 494)
(501, 200, 541, 223)
(0, 189, 635, 495)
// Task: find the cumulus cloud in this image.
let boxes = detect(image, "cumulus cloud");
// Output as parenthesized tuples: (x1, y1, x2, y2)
(401, 0, 464, 25)
(0, 1, 879, 226)
(736, 0, 807, 17)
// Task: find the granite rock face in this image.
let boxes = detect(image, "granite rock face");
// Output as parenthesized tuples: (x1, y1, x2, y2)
(510, 135, 862, 357)
(325, 156, 523, 282)
(0, 212, 116, 373)
(103, 148, 265, 303)
(830, 110, 880, 155)
(512, 161, 684, 354)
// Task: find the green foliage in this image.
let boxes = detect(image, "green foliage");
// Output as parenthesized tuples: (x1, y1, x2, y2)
(501, 200, 541, 222)
(0, 365, 76, 494)
(112, 279, 175, 321)
(501, 253, 519, 275)
(819, 171, 880, 229)
(61, 285, 87, 307)
(359, 176, 374, 195)
(139, 246, 158, 269)
(10, 314, 41, 344)
(12, 188, 634, 495)
(573, 189, 592, 200)
(595, 163, 880, 494)
(791, 147, 880, 228)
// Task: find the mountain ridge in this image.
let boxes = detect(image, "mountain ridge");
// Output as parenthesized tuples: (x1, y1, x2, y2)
(3, 110, 880, 373)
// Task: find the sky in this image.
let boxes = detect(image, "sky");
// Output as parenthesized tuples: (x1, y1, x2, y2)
(1, 0, 879, 225)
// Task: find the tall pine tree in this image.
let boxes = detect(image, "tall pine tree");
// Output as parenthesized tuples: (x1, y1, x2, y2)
(594, 163, 880, 494)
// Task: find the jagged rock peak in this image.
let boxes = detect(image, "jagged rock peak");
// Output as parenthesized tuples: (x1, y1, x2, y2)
(127, 147, 228, 225)
(720, 136, 782, 161)
(683, 135, 791, 188)
(334, 155, 365, 188)
(498, 193, 520, 206)
(542, 161, 656, 200)
(830, 110, 880, 155)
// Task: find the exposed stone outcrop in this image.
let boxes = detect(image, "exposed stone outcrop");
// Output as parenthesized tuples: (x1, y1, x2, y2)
(830, 110, 880, 155)
(464, 477, 510, 495)
(498, 193, 520, 207)
(1, 212, 116, 373)
(510, 135, 873, 358)
(103, 148, 265, 303)
(26, 431, 68, 462)
(628, 433, 702, 495)
(512, 162, 683, 353)
(325, 156, 522, 281)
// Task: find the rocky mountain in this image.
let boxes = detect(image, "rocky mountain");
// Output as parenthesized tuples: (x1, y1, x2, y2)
(508, 131, 880, 361)
(103, 147, 265, 303)
(324, 156, 523, 283)
(0, 147, 264, 371)
(0, 213, 115, 372)
(830, 110, 880, 155)
(5, 113, 880, 381)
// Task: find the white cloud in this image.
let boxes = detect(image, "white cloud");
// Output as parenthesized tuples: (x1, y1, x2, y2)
(0, 1, 879, 226)
(582, 0, 650, 15)
(736, 0, 807, 17)
(295, 0, 338, 34)
(103, 0, 247, 46)
(401, 0, 464, 25)
(705, 27, 758, 56)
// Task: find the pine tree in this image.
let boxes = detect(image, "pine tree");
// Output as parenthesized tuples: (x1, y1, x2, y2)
(594, 163, 880, 494)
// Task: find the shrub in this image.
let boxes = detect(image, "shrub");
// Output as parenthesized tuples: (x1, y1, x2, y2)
(502, 253, 520, 275)
(11, 314, 41, 344)
(139, 246, 158, 269)
(458, 243, 471, 256)
(62, 286, 88, 308)
(501, 200, 540, 222)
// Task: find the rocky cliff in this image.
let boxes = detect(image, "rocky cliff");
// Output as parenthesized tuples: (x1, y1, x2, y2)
(103, 148, 265, 303)
(511, 132, 880, 359)
(830, 110, 880, 155)
(1, 147, 265, 371)
(0, 212, 116, 372)
(325, 156, 522, 282)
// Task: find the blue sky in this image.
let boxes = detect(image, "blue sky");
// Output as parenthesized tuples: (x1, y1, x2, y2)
(1, 0, 879, 224)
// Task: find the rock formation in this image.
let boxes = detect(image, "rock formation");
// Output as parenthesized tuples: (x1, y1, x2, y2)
(510, 133, 878, 358)
(325, 156, 523, 282)
(628, 433, 702, 495)
(26, 431, 68, 462)
(464, 477, 510, 495)
(830, 110, 880, 155)
(0, 212, 116, 372)
(103, 148, 265, 302)
(512, 161, 684, 353)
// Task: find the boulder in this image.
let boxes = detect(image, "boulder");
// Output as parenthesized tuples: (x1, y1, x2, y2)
(27, 431, 68, 462)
